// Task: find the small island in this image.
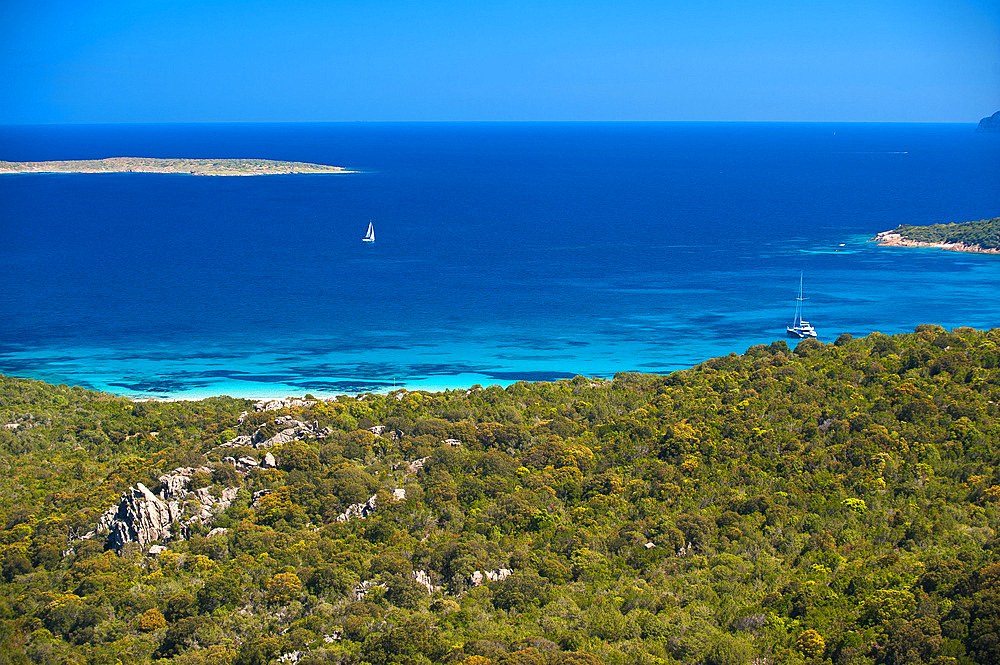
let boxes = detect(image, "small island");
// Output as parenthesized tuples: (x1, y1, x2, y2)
(977, 111, 1000, 133)
(873, 215, 1000, 254)
(0, 157, 354, 176)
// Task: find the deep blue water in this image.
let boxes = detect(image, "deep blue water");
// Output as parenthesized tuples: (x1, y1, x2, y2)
(1, 122, 999, 398)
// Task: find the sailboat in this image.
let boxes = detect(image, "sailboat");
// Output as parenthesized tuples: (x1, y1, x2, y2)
(362, 220, 375, 243)
(786, 272, 817, 338)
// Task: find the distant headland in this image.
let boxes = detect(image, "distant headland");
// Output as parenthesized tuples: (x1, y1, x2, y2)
(0, 157, 354, 176)
(873, 216, 1000, 254)
(977, 111, 1000, 133)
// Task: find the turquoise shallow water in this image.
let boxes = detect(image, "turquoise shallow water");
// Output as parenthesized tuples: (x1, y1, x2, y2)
(1, 122, 999, 399)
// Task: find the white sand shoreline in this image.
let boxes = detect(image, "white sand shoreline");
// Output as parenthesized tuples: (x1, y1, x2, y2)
(125, 382, 506, 403)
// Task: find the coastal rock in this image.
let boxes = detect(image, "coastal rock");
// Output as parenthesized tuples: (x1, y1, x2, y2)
(223, 414, 330, 450)
(159, 466, 211, 496)
(222, 455, 264, 474)
(263, 452, 277, 468)
(237, 456, 259, 470)
(406, 457, 429, 474)
(91, 465, 240, 551)
(336, 489, 406, 523)
(254, 397, 317, 412)
(337, 495, 379, 523)
(256, 428, 296, 447)
(872, 229, 1000, 254)
(3, 415, 37, 430)
(354, 579, 386, 600)
(413, 570, 440, 594)
(469, 568, 513, 586)
(222, 434, 253, 448)
(976, 111, 1000, 133)
(103, 483, 183, 551)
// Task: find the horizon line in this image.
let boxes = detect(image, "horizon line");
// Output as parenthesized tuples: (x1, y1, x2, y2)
(0, 118, 990, 127)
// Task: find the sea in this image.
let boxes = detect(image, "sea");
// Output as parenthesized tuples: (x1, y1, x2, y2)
(1, 122, 999, 399)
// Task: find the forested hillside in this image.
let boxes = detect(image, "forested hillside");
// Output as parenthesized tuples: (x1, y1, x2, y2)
(1, 324, 999, 665)
(879, 217, 1000, 251)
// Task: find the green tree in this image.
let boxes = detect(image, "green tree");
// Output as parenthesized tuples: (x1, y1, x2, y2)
(967, 590, 1000, 664)
(138, 607, 166, 632)
(360, 618, 448, 665)
(708, 634, 753, 665)
(796, 629, 826, 659)
(198, 574, 243, 613)
(265, 572, 303, 604)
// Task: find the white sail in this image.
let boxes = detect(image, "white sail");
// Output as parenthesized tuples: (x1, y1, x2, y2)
(786, 272, 817, 338)
(363, 220, 375, 243)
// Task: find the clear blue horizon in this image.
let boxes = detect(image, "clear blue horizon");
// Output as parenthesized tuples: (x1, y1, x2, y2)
(2, 1, 998, 124)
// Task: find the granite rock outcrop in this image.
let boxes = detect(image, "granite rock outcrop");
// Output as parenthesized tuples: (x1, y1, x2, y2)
(89, 465, 239, 551)
(253, 397, 317, 412)
(413, 569, 441, 594)
(336, 488, 406, 523)
(224, 414, 331, 450)
(469, 568, 513, 586)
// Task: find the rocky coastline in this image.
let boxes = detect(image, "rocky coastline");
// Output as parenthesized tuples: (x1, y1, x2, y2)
(872, 229, 1000, 255)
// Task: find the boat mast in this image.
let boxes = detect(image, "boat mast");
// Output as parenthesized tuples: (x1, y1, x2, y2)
(794, 271, 805, 325)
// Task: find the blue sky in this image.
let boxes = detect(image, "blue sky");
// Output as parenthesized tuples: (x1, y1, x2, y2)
(1, 0, 998, 123)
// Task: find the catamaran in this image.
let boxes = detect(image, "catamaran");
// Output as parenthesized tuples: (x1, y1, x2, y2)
(362, 220, 375, 243)
(786, 272, 817, 338)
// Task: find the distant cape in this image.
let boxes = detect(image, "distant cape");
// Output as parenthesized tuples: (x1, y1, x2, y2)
(976, 111, 1000, 133)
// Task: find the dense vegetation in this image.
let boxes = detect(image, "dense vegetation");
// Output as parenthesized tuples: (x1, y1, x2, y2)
(2, 325, 1000, 665)
(887, 217, 1000, 250)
